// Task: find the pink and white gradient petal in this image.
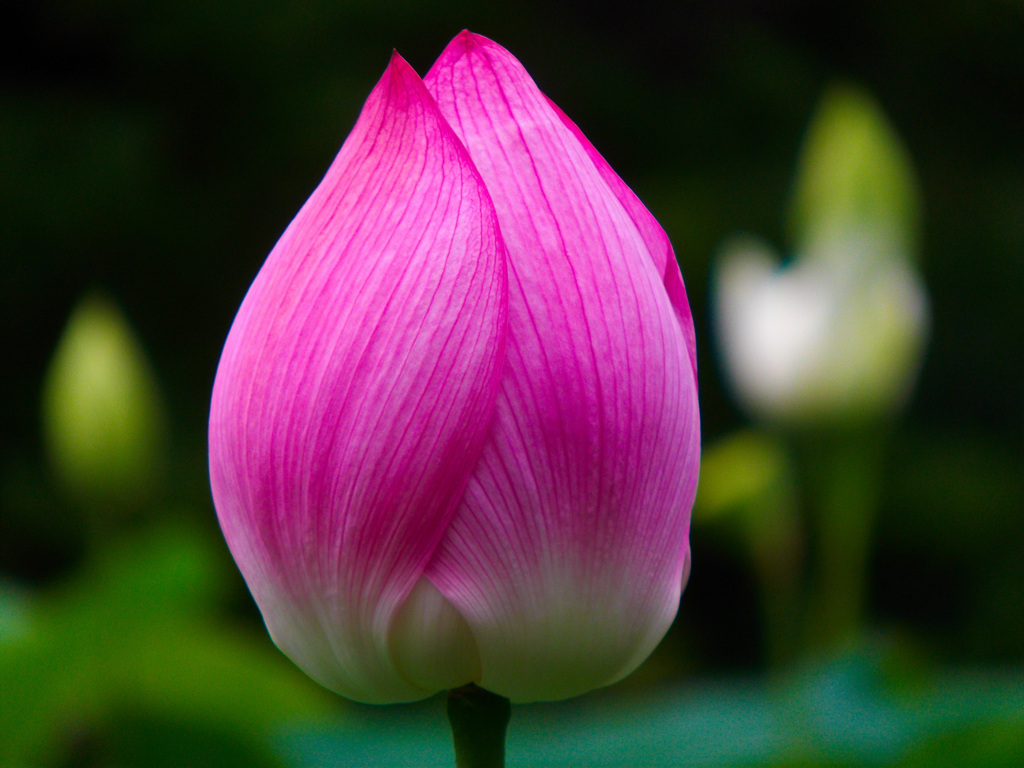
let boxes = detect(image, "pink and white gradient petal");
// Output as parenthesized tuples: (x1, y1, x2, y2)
(209, 54, 507, 703)
(424, 32, 700, 702)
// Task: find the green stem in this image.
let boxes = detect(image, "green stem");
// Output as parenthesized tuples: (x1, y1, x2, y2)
(801, 430, 886, 653)
(741, 474, 803, 668)
(446, 684, 511, 768)
(752, 517, 802, 668)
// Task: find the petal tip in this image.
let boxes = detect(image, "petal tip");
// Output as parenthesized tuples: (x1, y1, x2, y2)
(383, 49, 419, 85)
(370, 49, 440, 121)
(454, 29, 485, 47)
(438, 29, 500, 65)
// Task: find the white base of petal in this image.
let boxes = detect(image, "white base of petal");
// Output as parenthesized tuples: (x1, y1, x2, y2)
(390, 576, 482, 693)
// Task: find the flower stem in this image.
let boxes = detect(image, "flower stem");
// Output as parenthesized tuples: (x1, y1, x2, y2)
(800, 429, 886, 653)
(446, 684, 511, 768)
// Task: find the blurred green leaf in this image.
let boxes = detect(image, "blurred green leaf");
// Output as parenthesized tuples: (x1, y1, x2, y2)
(0, 582, 31, 643)
(696, 430, 794, 521)
(105, 708, 288, 768)
(0, 523, 333, 767)
(279, 642, 1024, 767)
(896, 713, 1024, 768)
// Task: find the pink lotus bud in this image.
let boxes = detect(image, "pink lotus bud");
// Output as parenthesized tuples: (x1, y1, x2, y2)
(210, 33, 699, 705)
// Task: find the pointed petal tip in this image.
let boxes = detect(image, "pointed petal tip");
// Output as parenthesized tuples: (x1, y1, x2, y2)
(454, 29, 483, 46)
(383, 49, 418, 83)
(439, 29, 502, 63)
(371, 50, 440, 118)
(465, 30, 501, 46)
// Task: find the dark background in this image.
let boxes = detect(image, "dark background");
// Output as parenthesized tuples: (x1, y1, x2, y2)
(2, 1, 1023, 766)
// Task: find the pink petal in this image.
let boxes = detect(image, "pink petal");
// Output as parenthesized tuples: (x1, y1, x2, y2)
(424, 32, 700, 702)
(209, 53, 507, 703)
(544, 96, 698, 382)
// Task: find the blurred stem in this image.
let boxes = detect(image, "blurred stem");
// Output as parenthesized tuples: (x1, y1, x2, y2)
(447, 684, 511, 768)
(750, 516, 802, 668)
(800, 429, 886, 653)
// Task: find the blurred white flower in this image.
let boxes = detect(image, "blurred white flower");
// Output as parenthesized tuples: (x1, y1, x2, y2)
(713, 85, 930, 426)
(714, 230, 929, 424)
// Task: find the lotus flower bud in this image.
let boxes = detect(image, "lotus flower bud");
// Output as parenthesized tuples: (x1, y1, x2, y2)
(713, 86, 929, 426)
(210, 33, 699, 705)
(714, 232, 929, 424)
(43, 291, 166, 509)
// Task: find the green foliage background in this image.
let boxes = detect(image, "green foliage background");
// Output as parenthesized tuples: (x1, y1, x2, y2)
(2, 1, 1022, 765)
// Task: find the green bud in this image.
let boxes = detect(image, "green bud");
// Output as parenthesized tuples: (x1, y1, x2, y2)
(787, 84, 921, 259)
(42, 292, 166, 511)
